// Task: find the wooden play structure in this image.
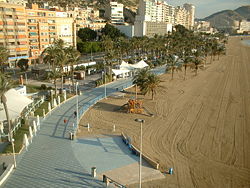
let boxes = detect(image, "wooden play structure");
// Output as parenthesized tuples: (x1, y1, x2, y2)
(127, 99, 143, 114)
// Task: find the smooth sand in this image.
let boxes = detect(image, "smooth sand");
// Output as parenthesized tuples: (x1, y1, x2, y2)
(78, 37, 250, 188)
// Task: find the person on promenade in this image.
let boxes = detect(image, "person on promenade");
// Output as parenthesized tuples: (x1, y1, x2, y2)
(74, 111, 77, 118)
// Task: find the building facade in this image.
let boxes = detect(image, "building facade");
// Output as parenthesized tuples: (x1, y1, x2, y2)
(237, 20, 250, 34)
(0, 2, 29, 67)
(134, 0, 194, 37)
(0, 2, 77, 66)
(105, 1, 124, 25)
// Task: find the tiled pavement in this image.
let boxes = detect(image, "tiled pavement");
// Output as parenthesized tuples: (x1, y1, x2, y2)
(2, 66, 165, 188)
(2, 78, 135, 188)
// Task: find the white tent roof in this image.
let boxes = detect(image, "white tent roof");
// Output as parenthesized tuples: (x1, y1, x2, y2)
(120, 61, 135, 70)
(0, 89, 33, 122)
(132, 60, 149, 69)
(112, 69, 130, 76)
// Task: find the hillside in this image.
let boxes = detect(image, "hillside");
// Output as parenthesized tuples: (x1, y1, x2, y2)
(203, 5, 250, 33)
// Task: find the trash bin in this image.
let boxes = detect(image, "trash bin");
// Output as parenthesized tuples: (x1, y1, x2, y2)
(169, 168, 173, 175)
(91, 167, 96, 177)
(103, 175, 107, 182)
(69, 132, 74, 140)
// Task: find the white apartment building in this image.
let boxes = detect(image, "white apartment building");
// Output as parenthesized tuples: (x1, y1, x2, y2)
(105, 1, 124, 25)
(174, 6, 189, 28)
(183, 3, 195, 29)
(237, 20, 250, 34)
(135, 0, 195, 36)
(55, 11, 76, 47)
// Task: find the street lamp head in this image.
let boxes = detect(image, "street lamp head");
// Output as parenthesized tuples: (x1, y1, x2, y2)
(135, 119, 145, 123)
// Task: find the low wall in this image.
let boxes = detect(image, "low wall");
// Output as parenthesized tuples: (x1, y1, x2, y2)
(0, 164, 14, 186)
(121, 133, 159, 170)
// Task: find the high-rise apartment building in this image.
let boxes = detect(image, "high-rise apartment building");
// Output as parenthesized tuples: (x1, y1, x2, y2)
(183, 3, 195, 29)
(0, 2, 29, 67)
(134, 0, 195, 36)
(0, 3, 76, 65)
(134, 0, 173, 37)
(105, 1, 124, 25)
(174, 6, 189, 28)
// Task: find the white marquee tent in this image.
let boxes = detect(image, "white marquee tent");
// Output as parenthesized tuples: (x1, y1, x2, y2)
(0, 89, 33, 122)
(112, 60, 149, 78)
(132, 60, 149, 69)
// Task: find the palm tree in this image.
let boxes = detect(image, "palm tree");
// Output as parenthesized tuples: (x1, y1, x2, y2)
(166, 54, 179, 80)
(133, 69, 150, 91)
(41, 45, 61, 97)
(142, 73, 161, 100)
(0, 73, 13, 143)
(182, 53, 192, 80)
(102, 35, 115, 76)
(65, 46, 80, 93)
(0, 47, 9, 72)
(133, 69, 160, 100)
(192, 50, 203, 76)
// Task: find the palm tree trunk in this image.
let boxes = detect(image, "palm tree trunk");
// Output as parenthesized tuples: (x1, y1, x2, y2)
(54, 78, 57, 98)
(171, 67, 174, 80)
(184, 65, 187, 80)
(61, 75, 63, 94)
(1, 94, 12, 142)
(195, 65, 198, 76)
(151, 89, 154, 100)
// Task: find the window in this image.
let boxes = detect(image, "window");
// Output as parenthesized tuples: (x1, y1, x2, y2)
(16, 29, 25, 32)
(29, 32, 38, 36)
(28, 12, 35, 16)
(48, 19, 55, 24)
(28, 26, 37, 30)
(30, 39, 38, 43)
(28, 19, 36, 23)
(16, 22, 25, 26)
(37, 12, 46, 17)
(30, 45, 39, 49)
(49, 26, 55, 29)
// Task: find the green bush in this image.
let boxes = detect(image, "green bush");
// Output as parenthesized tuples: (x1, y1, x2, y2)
(40, 84, 47, 90)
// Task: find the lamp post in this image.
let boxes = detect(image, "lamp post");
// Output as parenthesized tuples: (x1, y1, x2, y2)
(11, 138, 16, 168)
(102, 60, 107, 99)
(76, 82, 79, 128)
(104, 68, 106, 98)
(135, 118, 144, 188)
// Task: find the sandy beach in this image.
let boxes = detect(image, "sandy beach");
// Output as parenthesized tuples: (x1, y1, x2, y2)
(78, 37, 250, 188)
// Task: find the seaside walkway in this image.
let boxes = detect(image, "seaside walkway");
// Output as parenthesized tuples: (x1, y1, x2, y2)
(2, 66, 165, 188)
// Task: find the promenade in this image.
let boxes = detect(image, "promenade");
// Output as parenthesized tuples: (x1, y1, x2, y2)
(2, 66, 165, 188)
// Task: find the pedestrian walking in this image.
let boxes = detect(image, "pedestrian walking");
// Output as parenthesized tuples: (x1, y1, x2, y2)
(64, 119, 67, 124)
(74, 111, 77, 118)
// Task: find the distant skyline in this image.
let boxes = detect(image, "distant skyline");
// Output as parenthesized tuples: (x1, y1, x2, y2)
(167, 0, 250, 18)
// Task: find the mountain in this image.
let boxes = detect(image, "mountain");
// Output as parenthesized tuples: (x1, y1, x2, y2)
(202, 5, 250, 33)
(235, 6, 250, 20)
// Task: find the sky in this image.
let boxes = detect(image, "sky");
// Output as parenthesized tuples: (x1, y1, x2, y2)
(167, 0, 250, 19)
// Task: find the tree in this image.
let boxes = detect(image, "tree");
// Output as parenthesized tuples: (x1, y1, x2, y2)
(101, 24, 125, 39)
(0, 47, 9, 72)
(133, 69, 160, 100)
(42, 44, 61, 97)
(77, 28, 97, 42)
(142, 73, 161, 100)
(0, 73, 14, 148)
(133, 69, 150, 91)
(17, 58, 29, 72)
(192, 50, 203, 76)
(166, 54, 179, 80)
(64, 46, 80, 93)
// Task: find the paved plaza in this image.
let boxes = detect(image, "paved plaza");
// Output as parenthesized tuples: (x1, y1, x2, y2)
(2, 66, 165, 188)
